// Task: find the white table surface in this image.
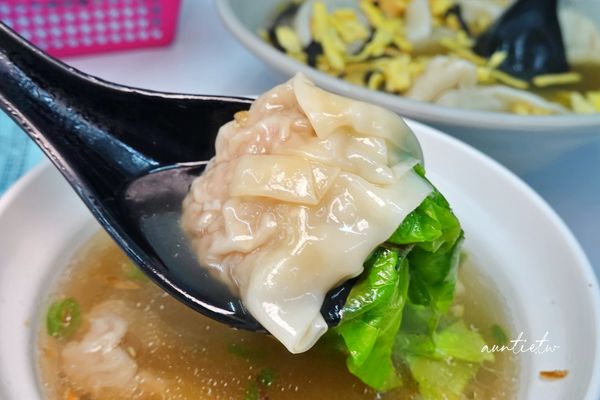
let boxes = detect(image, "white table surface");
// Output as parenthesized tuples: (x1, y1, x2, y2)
(64, 0, 600, 275)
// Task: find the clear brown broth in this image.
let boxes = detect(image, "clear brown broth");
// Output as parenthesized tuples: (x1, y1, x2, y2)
(37, 232, 516, 400)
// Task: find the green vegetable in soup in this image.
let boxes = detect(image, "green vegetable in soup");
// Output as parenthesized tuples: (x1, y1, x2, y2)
(227, 342, 263, 360)
(257, 368, 277, 387)
(245, 367, 278, 400)
(491, 323, 510, 346)
(335, 248, 409, 391)
(406, 355, 479, 400)
(433, 321, 494, 363)
(46, 298, 81, 339)
(122, 260, 148, 281)
(333, 167, 493, 397)
(244, 382, 260, 400)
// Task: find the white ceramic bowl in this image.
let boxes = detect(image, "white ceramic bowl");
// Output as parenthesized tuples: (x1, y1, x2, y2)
(0, 120, 599, 399)
(216, 0, 600, 174)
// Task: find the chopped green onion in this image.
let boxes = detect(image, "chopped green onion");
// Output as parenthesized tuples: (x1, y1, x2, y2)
(122, 261, 148, 281)
(227, 342, 262, 360)
(46, 298, 81, 339)
(490, 324, 509, 346)
(244, 382, 259, 400)
(258, 368, 277, 388)
(245, 368, 277, 400)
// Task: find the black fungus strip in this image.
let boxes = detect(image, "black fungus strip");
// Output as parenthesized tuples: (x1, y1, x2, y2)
(445, 4, 471, 37)
(305, 41, 324, 67)
(363, 69, 386, 91)
(351, 28, 376, 56)
(363, 69, 378, 85)
(267, 2, 302, 53)
(272, 2, 301, 27)
(268, 27, 285, 52)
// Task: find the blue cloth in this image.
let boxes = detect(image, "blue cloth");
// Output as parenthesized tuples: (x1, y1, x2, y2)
(0, 110, 42, 194)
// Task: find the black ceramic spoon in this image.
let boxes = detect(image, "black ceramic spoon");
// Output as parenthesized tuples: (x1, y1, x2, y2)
(473, 0, 569, 81)
(0, 23, 422, 331)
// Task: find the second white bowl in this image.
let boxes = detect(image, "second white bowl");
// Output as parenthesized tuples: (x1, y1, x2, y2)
(216, 0, 600, 174)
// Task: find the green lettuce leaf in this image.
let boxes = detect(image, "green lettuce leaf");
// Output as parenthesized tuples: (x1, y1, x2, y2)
(406, 355, 479, 400)
(409, 233, 464, 315)
(335, 248, 409, 391)
(333, 168, 492, 397)
(388, 182, 462, 254)
(434, 320, 494, 363)
(393, 187, 463, 313)
(396, 320, 493, 363)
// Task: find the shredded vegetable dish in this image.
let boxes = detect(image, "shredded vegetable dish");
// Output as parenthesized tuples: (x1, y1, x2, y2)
(262, 0, 600, 114)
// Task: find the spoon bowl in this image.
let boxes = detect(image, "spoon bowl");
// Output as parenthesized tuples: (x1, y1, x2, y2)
(0, 23, 420, 330)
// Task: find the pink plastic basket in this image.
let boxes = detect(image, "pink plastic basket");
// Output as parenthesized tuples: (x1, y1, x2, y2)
(0, 0, 181, 57)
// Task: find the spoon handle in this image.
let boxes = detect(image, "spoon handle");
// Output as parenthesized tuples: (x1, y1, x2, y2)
(0, 23, 158, 189)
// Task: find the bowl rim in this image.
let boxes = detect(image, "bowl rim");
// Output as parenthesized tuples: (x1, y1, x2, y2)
(216, 0, 600, 132)
(1, 118, 600, 399)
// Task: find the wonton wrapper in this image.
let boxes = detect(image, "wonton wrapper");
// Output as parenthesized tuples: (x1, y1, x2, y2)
(406, 56, 478, 102)
(435, 84, 569, 114)
(182, 74, 431, 353)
